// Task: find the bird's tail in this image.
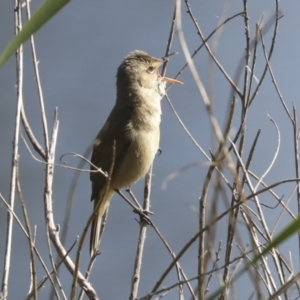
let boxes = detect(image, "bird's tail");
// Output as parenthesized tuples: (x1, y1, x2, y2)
(90, 189, 114, 257)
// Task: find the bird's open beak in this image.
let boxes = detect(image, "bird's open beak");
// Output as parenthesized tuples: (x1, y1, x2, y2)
(158, 73, 183, 85)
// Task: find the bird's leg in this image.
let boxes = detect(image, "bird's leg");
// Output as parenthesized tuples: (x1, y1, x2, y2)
(125, 187, 154, 224)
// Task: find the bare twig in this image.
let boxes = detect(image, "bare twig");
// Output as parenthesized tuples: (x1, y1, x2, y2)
(129, 167, 152, 300)
(15, 157, 37, 299)
(1, 1, 23, 298)
(184, 0, 242, 99)
(0, 194, 59, 300)
(40, 110, 98, 299)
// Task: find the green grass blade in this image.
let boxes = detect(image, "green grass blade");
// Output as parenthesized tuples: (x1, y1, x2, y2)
(0, 0, 70, 68)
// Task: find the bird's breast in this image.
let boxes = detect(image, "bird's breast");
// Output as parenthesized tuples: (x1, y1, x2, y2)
(111, 108, 161, 189)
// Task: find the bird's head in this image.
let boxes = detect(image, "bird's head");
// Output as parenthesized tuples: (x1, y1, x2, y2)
(116, 50, 182, 102)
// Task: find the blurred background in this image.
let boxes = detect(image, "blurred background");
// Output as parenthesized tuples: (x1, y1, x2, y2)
(1, 1, 300, 299)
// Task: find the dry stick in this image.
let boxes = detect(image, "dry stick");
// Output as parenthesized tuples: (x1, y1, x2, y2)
(41, 112, 98, 300)
(272, 184, 298, 235)
(241, 0, 251, 107)
(0, 194, 59, 299)
(150, 222, 197, 300)
(269, 273, 300, 300)
(205, 98, 237, 297)
(164, 8, 240, 188)
(139, 279, 198, 300)
(207, 0, 230, 101)
(147, 198, 248, 299)
(21, 107, 46, 160)
(254, 115, 280, 191)
(126, 187, 144, 212)
(121, 190, 196, 299)
(44, 112, 68, 300)
(199, 165, 216, 298)
(129, 168, 152, 300)
(249, 0, 281, 106)
(229, 139, 286, 291)
(56, 145, 93, 300)
(259, 27, 299, 292)
(170, 11, 245, 86)
(162, 5, 190, 299)
(292, 105, 300, 273)
(174, 6, 236, 296)
(205, 241, 222, 292)
(15, 157, 37, 299)
(165, 94, 232, 192)
(221, 1, 252, 295)
(259, 26, 289, 119)
(267, 245, 300, 295)
(17, 0, 46, 161)
(198, 98, 236, 297)
(260, 23, 300, 273)
(176, 0, 225, 145)
(145, 176, 300, 299)
(239, 208, 276, 296)
(24, 2, 65, 298)
(229, 8, 281, 171)
(180, 2, 284, 298)
(24, 4, 63, 294)
(139, 246, 258, 300)
(248, 170, 296, 219)
(231, 153, 269, 298)
(0, 1, 23, 298)
(246, 178, 300, 201)
(245, 22, 259, 106)
(45, 218, 65, 299)
(78, 253, 98, 300)
(161, 3, 177, 77)
(26, 2, 49, 152)
(236, 244, 270, 292)
(26, 238, 78, 300)
(123, 189, 196, 300)
(184, 0, 242, 99)
(168, 76, 235, 298)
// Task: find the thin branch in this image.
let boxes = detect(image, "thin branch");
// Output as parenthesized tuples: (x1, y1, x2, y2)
(26, 0, 49, 152)
(259, 25, 292, 120)
(129, 167, 152, 300)
(176, 0, 225, 145)
(0, 194, 58, 300)
(21, 106, 46, 160)
(1, 1, 23, 298)
(250, 2, 281, 105)
(184, 0, 242, 98)
(40, 110, 98, 299)
(254, 114, 280, 191)
(15, 157, 37, 299)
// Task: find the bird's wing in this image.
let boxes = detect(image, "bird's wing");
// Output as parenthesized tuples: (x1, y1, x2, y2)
(90, 104, 132, 201)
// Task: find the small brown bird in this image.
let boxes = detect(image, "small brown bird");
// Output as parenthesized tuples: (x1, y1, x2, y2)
(89, 50, 182, 256)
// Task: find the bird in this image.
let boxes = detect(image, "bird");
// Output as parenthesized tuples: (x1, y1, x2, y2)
(89, 50, 182, 256)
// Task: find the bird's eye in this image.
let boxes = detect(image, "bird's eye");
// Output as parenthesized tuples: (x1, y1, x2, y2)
(147, 66, 155, 73)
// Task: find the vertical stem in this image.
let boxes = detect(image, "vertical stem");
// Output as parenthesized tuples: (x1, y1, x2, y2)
(292, 105, 300, 268)
(129, 166, 152, 300)
(1, 0, 23, 298)
(198, 166, 215, 299)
